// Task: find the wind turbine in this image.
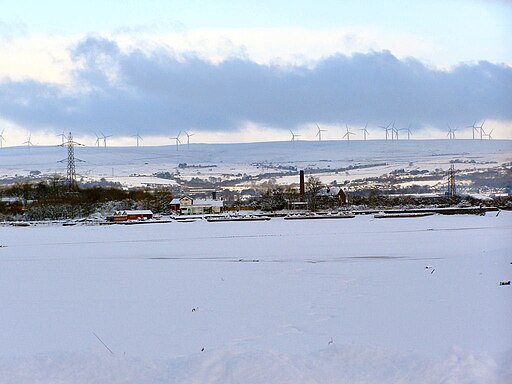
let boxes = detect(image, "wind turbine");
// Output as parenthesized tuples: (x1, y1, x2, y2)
(379, 121, 392, 141)
(56, 129, 66, 145)
(359, 123, 369, 141)
(447, 124, 457, 140)
(289, 129, 301, 142)
(22, 134, 34, 150)
(132, 131, 143, 147)
(316, 124, 326, 142)
(477, 120, 486, 140)
(467, 121, 480, 140)
(391, 121, 398, 140)
(0, 130, 5, 148)
(184, 131, 194, 148)
(170, 132, 181, 150)
(343, 124, 356, 142)
(94, 133, 101, 148)
(400, 124, 412, 140)
(100, 132, 112, 148)
(485, 129, 493, 140)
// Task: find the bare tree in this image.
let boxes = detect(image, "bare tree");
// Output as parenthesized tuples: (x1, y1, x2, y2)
(306, 175, 323, 211)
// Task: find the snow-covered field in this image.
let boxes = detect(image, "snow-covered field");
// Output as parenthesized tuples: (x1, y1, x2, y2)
(1, 140, 511, 189)
(1, 212, 511, 383)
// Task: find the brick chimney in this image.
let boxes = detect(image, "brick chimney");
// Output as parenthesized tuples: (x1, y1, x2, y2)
(299, 170, 305, 202)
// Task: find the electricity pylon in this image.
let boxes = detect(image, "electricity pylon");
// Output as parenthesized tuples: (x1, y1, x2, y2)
(447, 164, 457, 198)
(60, 132, 84, 188)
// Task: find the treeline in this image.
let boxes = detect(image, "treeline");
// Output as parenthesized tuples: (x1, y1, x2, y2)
(254, 183, 512, 211)
(0, 181, 173, 220)
(342, 191, 512, 209)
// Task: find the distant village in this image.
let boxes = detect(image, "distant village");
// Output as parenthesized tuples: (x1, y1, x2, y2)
(0, 166, 509, 225)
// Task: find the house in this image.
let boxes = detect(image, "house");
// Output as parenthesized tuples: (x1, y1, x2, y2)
(317, 186, 347, 205)
(169, 195, 224, 215)
(107, 210, 153, 222)
(169, 197, 183, 212)
(290, 201, 308, 210)
(0, 197, 26, 214)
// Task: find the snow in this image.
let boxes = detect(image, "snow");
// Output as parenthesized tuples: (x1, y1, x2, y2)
(1, 140, 510, 190)
(191, 198, 224, 207)
(0, 212, 511, 383)
(116, 209, 153, 215)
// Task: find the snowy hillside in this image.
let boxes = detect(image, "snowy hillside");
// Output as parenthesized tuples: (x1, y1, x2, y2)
(1, 139, 511, 192)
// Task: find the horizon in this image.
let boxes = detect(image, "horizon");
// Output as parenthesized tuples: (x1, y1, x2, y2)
(0, 123, 508, 148)
(1, 135, 510, 150)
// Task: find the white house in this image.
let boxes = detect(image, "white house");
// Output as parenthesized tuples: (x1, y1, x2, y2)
(169, 195, 224, 215)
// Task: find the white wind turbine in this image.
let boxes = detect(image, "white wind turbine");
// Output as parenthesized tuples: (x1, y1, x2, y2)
(56, 129, 66, 145)
(289, 129, 300, 142)
(379, 121, 392, 141)
(477, 120, 486, 140)
(185, 131, 194, 148)
(94, 133, 101, 148)
(170, 132, 181, 150)
(400, 124, 412, 140)
(316, 124, 326, 142)
(0, 129, 5, 148)
(343, 124, 356, 142)
(22, 133, 34, 150)
(359, 123, 369, 141)
(467, 121, 480, 140)
(447, 124, 457, 140)
(100, 132, 112, 148)
(485, 128, 494, 140)
(391, 121, 398, 140)
(132, 131, 143, 147)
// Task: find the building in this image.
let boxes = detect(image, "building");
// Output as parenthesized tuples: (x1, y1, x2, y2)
(317, 186, 347, 205)
(290, 201, 308, 210)
(107, 210, 153, 222)
(0, 197, 25, 215)
(169, 195, 224, 215)
(168, 197, 182, 212)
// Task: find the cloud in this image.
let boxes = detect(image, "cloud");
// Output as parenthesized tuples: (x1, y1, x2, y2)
(0, 19, 27, 41)
(0, 36, 510, 137)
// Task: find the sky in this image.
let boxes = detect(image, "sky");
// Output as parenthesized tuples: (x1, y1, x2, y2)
(0, 0, 511, 145)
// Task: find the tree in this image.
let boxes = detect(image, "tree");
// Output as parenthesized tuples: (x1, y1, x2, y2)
(260, 188, 288, 211)
(306, 176, 323, 211)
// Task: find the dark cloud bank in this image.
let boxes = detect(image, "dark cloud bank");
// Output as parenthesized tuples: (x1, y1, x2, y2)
(1, 36, 511, 135)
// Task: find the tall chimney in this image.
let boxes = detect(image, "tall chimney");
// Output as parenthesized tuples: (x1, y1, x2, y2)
(299, 170, 305, 202)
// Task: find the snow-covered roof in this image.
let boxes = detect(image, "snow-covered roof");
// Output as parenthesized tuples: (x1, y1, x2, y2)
(171, 196, 223, 207)
(317, 187, 344, 196)
(1, 197, 20, 203)
(117, 210, 153, 215)
(193, 199, 224, 207)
